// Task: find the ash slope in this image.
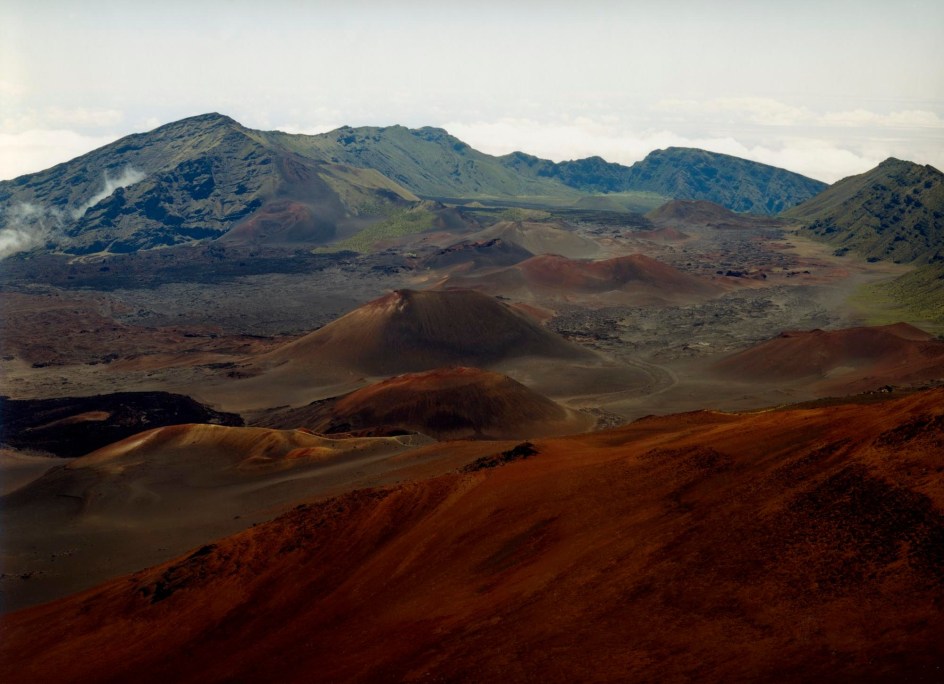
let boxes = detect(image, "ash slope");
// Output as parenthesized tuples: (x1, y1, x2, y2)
(253, 288, 596, 377)
(713, 322, 944, 393)
(257, 366, 595, 440)
(0, 423, 438, 612)
(210, 287, 637, 412)
(3, 389, 942, 683)
(646, 198, 786, 229)
(439, 253, 723, 306)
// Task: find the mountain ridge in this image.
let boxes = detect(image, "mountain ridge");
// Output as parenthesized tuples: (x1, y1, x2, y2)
(786, 157, 944, 264)
(1, 113, 832, 258)
(0, 112, 419, 255)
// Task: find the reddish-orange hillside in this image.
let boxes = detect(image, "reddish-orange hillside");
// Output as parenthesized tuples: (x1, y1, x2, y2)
(630, 226, 690, 242)
(222, 199, 333, 244)
(419, 237, 534, 271)
(714, 322, 944, 392)
(3, 389, 943, 682)
(257, 366, 595, 439)
(253, 288, 594, 376)
(441, 253, 722, 303)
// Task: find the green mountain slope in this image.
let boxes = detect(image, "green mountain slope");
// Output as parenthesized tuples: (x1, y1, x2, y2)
(788, 159, 944, 329)
(0, 114, 417, 255)
(0, 114, 833, 257)
(279, 128, 824, 213)
(500, 147, 826, 214)
(619, 147, 827, 214)
(849, 261, 944, 332)
(786, 158, 944, 264)
(271, 125, 580, 201)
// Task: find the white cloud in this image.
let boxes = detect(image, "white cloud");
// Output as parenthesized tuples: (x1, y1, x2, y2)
(441, 118, 891, 182)
(0, 202, 65, 260)
(653, 97, 944, 132)
(74, 166, 146, 218)
(656, 97, 814, 127)
(2, 107, 125, 133)
(444, 96, 944, 183)
(820, 109, 944, 128)
(0, 129, 117, 180)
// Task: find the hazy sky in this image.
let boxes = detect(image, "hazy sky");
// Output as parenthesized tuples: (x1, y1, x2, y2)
(2, 0, 942, 182)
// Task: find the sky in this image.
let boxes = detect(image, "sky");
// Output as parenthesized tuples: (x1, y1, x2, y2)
(1, 0, 942, 183)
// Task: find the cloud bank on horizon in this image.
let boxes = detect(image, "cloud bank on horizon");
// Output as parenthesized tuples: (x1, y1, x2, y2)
(1, 0, 941, 184)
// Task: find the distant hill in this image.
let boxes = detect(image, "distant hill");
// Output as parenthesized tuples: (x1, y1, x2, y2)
(712, 322, 944, 394)
(439, 253, 723, 306)
(622, 148, 827, 214)
(254, 288, 594, 378)
(419, 237, 534, 271)
(461, 220, 601, 259)
(501, 152, 637, 193)
(870, 262, 944, 328)
(258, 366, 595, 440)
(499, 149, 825, 214)
(786, 159, 944, 326)
(786, 158, 944, 264)
(647, 199, 785, 229)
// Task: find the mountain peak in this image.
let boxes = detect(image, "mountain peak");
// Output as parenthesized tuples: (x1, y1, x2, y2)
(165, 112, 239, 127)
(146, 112, 244, 137)
(790, 157, 944, 264)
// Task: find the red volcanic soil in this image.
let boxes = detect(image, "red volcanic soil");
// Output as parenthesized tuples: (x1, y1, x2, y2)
(3, 390, 943, 682)
(419, 237, 534, 271)
(467, 220, 601, 258)
(0, 291, 285, 367)
(254, 288, 594, 376)
(714, 322, 944, 392)
(222, 199, 336, 245)
(630, 226, 691, 242)
(257, 366, 595, 439)
(441, 253, 723, 304)
(520, 253, 709, 293)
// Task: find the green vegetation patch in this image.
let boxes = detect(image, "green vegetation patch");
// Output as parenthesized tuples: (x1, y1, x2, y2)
(574, 191, 668, 214)
(498, 207, 552, 222)
(849, 263, 944, 333)
(323, 206, 437, 253)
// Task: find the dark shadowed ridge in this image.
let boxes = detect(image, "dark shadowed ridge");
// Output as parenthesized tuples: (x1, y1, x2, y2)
(0, 391, 243, 458)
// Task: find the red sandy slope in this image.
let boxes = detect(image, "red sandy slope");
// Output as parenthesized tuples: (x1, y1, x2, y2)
(714, 322, 944, 392)
(253, 288, 595, 376)
(3, 389, 943, 682)
(258, 366, 595, 439)
(441, 253, 722, 304)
